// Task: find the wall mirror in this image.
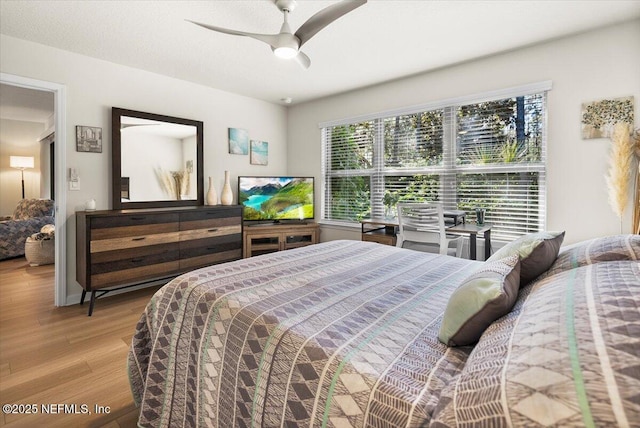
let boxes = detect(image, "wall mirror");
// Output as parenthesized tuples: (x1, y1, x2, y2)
(112, 107, 203, 209)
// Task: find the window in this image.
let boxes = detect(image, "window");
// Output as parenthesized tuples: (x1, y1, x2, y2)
(321, 83, 550, 242)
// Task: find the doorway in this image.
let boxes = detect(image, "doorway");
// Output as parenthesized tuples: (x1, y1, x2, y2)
(1, 73, 67, 306)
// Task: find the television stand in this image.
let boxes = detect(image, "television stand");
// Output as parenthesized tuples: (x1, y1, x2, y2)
(246, 220, 308, 227)
(243, 222, 319, 258)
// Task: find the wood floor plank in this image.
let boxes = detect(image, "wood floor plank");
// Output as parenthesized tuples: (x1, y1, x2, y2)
(1, 361, 93, 403)
(0, 257, 160, 427)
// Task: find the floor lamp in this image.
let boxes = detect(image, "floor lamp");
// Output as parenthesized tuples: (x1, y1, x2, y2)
(9, 156, 35, 199)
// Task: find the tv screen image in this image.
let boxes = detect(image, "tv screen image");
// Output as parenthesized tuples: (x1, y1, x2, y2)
(238, 176, 314, 221)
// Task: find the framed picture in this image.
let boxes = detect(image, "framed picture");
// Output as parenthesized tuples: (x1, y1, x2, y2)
(581, 96, 634, 139)
(250, 140, 268, 165)
(76, 125, 103, 153)
(228, 128, 248, 155)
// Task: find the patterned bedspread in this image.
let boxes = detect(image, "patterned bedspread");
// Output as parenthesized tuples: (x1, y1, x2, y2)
(128, 240, 479, 427)
(431, 238, 640, 427)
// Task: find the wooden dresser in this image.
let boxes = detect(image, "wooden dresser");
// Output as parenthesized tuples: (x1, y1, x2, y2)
(76, 205, 242, 315)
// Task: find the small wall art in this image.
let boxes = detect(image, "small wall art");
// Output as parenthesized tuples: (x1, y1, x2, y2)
(250, 140, 268, 165)
(581, 96, 634, 139)
(228, 128, 249, 155)
(76, 125, 103, 153)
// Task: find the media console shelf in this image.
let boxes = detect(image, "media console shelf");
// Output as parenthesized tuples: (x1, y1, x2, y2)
(243, 222, 319, 258)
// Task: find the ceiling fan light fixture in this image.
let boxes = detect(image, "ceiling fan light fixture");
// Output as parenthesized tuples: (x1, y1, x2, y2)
(274, 46, 298, 59)
(190, 0, 366, 69)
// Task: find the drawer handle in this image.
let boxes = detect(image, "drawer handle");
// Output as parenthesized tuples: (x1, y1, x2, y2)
(208, 228, 219, 233)
(130, 216, 146, 220)
(132, 237, 146, 241)
(131, 258, 143, 263)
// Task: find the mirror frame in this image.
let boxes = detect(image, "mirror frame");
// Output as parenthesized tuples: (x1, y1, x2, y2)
(111, 107, 204, 210)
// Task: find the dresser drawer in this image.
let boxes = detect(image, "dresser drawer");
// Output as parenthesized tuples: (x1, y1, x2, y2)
(90, 231, 180, 253)
(91, 242, 179, 264)
(91, 213, 179, 240)
(91, 260, 180, 288)
(179, 233, 242, 256)
(179, 224, 241, 242)
(89, 243, 180, 288)
(179, 209, 242, 231)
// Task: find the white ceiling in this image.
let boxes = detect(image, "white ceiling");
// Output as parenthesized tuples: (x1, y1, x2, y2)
(1, 1, 639, 106)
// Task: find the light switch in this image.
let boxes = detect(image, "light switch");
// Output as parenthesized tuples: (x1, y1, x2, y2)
(69, 168, 80, 190)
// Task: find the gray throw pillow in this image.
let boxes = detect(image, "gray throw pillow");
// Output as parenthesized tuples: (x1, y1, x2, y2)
(439, 255, 520, 347)
(487, 231, 565, 285)
(542, 234, 640, 279)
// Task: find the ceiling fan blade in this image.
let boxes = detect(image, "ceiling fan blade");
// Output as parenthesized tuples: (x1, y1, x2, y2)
(295, 51, 311, 69)
(187, 20, 280, 47)
(294, 0, 366, 47)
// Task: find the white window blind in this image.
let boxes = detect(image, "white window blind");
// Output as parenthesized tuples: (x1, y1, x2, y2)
(321, 83, 549, 242)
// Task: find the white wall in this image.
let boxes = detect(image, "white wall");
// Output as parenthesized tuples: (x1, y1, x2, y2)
(0, 118, 44, 215)
(0, 35, 289, 302)
(287, 20, 640, 246)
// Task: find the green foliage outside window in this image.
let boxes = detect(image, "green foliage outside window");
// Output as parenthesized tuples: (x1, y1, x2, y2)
(329, 123, 373, 171)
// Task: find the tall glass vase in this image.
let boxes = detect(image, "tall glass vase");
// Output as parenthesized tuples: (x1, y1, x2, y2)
(221, 171, 233, 205)
(206, 176, 218, 205)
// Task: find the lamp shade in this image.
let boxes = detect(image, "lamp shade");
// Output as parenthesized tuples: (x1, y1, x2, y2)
(9, 156, 34, 169)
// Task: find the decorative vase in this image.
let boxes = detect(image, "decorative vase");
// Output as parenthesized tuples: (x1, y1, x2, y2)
(206, 176, 218, 205)
(221, 170, 233, 205)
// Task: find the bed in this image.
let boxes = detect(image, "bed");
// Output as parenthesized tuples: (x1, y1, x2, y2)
(128, 234, 640, 427)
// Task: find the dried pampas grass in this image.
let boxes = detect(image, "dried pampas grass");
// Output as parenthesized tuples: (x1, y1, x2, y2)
(155, 167, 176, 198)
(605, 122, 633, 231)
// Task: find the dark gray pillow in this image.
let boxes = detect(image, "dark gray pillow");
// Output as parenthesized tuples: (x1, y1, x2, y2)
(542, 234, 640, 279)
(487, 231, 565, 285)
(438, 255, 520, 347)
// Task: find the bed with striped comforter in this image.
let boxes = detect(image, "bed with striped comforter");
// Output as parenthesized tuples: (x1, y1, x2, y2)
(128, 236, 640, 427)
(431, 234, 640, 427)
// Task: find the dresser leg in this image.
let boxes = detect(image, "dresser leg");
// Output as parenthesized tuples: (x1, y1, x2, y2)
(80, 290, 86, 305)
(88, 291, 96, 316)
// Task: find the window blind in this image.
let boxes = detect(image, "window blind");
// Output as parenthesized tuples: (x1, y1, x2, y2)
(321, 84, 549, 242)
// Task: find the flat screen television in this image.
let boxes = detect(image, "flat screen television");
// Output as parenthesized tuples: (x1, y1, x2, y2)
(238, 176, 314, 222)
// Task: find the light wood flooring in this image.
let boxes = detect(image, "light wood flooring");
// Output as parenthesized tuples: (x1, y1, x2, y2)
(0, 257, 161, 427)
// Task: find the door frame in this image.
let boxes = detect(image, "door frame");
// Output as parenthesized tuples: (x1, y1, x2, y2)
(1, 72, 67, 306)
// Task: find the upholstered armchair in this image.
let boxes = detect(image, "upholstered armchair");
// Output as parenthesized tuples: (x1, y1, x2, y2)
(0, 199, 55, 260)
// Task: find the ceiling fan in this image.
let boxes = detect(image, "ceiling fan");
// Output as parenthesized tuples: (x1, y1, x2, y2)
(187, 0, 367, 69)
